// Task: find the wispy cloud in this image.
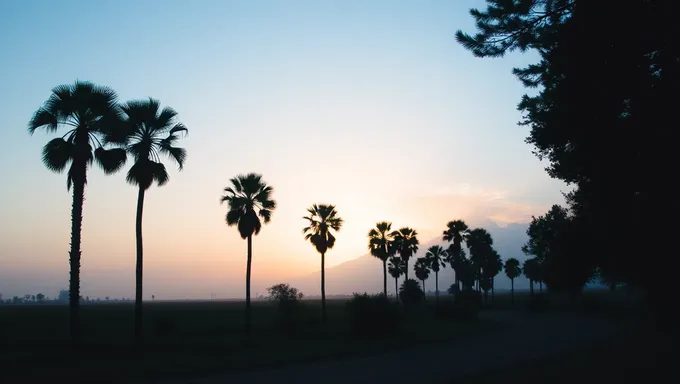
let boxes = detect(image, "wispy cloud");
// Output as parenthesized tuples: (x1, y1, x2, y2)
(392, 183, 549, 238)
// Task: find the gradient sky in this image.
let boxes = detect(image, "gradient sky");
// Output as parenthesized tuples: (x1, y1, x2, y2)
(0, 0, 567, 299)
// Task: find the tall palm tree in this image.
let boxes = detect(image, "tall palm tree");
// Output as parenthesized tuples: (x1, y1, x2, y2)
(523, 258, 540, 296)
(504, 258, 522, 305)
(392, 227, 419, 280)
(112, 98, 187, 343)
(367, 221, 397, 298)
(303, 204, 343, 323)
(28, 81, 127, 345)
(485, 249, 503, 303)
(425, 245, 447, 303)
(445, 245, 468, 292)
(387, 256, 405, 300)
(443, 220, 469, 289)
(466, 228, 494, 291)
(221, 173, 276, 333)
(414, 257, 430, 294)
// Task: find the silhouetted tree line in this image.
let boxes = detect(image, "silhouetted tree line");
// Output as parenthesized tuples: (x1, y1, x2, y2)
(457, 0, 678, 327)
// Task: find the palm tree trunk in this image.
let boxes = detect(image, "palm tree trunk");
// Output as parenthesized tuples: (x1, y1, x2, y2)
(539, 281, 543, 293)
(530, 279, 534, 295)
(134, 187, 145, 344)
(404, 258, 409, 280)
(435, 271, 439, 305)
(382, 260, 388, 298)
(321, 252, 326, 323)
(511, 278, 515, 305)
(422, 279, 425, 294)
(68, 178, 85, 348)
(245, 234, 252, 334)
(491, 276, 495, 304)
(394, 278, 398, 301)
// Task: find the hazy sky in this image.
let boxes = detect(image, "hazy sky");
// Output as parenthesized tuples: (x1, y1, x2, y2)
(0, 0, 566, 299)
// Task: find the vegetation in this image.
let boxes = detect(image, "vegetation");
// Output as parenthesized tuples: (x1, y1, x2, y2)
(456, 0, 676, 327)
(367, 221, 397, 298)
(398, 279, 425, 307)
(387, 256, 405, 299)
(221, 173, 277, 333)
(503, 258, 522, 304)
(109, 98, 188, 343)
(302, 204, 343, 323)
(413, 257, 430, 293)
(392, 227, 419, 280)
(424, 245, 447, 302)
(28, 81, 128, 345)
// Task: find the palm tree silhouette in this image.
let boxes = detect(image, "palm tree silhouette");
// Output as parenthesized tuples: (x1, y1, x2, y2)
(392, 227, 419, 280)
(446, 245, 468, 293)
(388, 256, 406, 300)
(466, 228, 494, 291)
(28, 81, 127, 345)
(368, 221, 397, 298)
(504, 258, 522, 304)
(303, 204, 343, 323)
(425, 245, 447, 303)
(111, 98, 187, 343)
(221, 173, 276, 333)
(414, 257, 430, 295)
(443, 220, 469, 289)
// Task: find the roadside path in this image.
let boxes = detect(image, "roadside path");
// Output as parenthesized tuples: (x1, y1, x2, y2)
(176, 310, 623, 384)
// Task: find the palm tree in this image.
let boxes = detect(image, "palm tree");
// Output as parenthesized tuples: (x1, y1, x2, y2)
(111, 98, 187, 343)
(425, 245, 447, 303)
(303, 204, 343, 322)
(466, 228, 494, 291)
(443, 220, 469, 289)
(367, 221, 397, 298)
(485, 249, 503, 303)
(504, 258, 522, 305)
(523, 258, 540, 296)
(392, 227, 419, 280)
(445, 245, 468, 292)
(28, 81, 127, 345)
(414, 257, 430, 294)
(221, 173, 276, 333)
(388, 256, 405, 300)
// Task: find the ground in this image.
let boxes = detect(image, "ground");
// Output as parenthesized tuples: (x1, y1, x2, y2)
(0, 290, 666, 383)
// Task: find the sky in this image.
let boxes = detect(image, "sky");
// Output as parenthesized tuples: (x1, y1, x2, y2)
(0, 0, 567, 299)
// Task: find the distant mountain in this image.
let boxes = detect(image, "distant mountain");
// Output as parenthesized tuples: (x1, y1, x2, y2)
(289, 221, 533, 297)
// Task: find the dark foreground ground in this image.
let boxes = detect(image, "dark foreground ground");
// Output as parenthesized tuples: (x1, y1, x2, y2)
(0, 296, 491, 382)
(1, 290, 670, 383)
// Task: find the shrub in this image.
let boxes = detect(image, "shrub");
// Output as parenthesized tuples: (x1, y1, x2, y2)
(346, 293, 400, 338)
(399, 279, 425, 307)
(267, 283, 305, 330)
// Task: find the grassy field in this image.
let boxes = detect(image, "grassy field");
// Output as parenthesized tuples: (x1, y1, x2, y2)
(0, 297, 494, 382)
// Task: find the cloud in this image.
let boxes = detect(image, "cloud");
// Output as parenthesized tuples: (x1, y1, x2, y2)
(391, 183, 548, 237)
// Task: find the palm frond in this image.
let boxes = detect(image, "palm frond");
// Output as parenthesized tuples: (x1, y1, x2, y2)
(41, 138, 74, 172)
(28, 108, 59, 134)
(94, 147, 127, 175)
(152, 161, 169, 186)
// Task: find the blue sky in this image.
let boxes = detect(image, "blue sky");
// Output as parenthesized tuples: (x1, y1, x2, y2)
(0, 0, 566, 299)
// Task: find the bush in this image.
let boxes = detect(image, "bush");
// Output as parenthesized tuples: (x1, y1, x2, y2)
(267, 283, 305, 330)
(450, 290, 482, 321)
(399, 279, 425, 307)
(346, 293, 400, 338)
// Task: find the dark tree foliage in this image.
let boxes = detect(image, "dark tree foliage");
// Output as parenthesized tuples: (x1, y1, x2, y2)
(458, 0, 680, 325)
(523, 205, 595, 294)
(398, 279, 425, 307)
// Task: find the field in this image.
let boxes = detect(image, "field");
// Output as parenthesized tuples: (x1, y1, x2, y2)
(0, 297, 493, 382)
